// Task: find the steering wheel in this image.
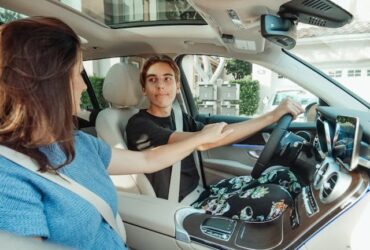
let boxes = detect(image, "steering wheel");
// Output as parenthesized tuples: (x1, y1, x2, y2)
(251, 114, 293, 179)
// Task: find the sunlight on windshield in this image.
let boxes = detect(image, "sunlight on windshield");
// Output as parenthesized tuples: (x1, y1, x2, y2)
(291, 0, 370, 104)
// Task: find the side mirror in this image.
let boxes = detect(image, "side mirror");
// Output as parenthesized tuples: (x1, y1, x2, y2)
(261, 14, 297, 50)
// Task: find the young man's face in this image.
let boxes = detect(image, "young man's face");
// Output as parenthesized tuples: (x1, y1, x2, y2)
(143, 62, 180, 110)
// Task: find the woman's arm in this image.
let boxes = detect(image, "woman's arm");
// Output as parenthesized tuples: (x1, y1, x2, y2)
(108, 122, 232, 175)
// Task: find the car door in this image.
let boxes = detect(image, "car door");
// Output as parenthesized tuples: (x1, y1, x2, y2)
(179, 55, 319, 185)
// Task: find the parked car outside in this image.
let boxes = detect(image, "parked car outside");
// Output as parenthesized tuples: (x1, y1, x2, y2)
(264, 89, 318, 121)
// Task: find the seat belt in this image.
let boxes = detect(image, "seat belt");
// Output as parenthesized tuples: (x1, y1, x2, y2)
(168, 100, 182, 202)
(0, 145, 127, 242)
(169, 100, 205, 204)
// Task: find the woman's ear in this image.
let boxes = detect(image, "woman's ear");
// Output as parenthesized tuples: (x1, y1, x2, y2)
(142, 87, 147, 96)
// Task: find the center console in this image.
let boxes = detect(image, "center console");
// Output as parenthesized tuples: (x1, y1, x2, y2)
(175, 165, 368, 249)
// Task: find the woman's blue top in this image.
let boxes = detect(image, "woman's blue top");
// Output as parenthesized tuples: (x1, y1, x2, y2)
(0, 131, 127, 250)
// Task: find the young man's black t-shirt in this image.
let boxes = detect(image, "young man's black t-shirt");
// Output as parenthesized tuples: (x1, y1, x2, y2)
(126, 109, 204, 201)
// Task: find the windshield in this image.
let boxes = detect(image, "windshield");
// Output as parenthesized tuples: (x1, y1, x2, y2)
(290, 0, 370, 105)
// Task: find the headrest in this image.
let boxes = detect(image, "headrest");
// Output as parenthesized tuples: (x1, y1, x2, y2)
(103, 63, 147, 107)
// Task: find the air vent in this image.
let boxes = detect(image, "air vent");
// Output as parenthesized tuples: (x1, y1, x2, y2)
(321, 173, 338, 199)
(313, 157, 338, 190)
(319, 170, 352, 204)
(302, 0, 332, 11)
(313, 162, 329, 189)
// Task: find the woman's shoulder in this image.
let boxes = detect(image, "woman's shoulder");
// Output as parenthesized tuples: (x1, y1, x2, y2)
(0, 155, 42, 191)
(0, 155, 26, 173)
(74, 130, 112, 167)
(74, 130, 108, 150)
(74, 130, 102, 146)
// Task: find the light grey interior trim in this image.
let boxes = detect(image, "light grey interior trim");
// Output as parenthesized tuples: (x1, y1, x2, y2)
(124, 223, 183, 250)
(203, 159, 253, 176)
(175, 207, 205, 243)
(302, 193, 370, 249)
(359, 156, 370, 169)
(117, 191, 189, 237)
(204, 168, 235, 185)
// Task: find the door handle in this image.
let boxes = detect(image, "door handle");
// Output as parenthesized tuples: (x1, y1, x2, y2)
(248, 150, 261, 159)
(231, 144, 263, 159)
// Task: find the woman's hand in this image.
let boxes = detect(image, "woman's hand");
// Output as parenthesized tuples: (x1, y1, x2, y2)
(270, 98, 304, 122)
(196, 122, 233, 151)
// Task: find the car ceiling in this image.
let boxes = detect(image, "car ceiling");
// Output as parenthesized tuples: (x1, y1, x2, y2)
(1, 0, 291, 60)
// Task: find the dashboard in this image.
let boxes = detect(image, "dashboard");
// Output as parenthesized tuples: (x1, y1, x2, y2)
(309, 107, 370, 209)
(315, 106, 370, 171)
(176, 106, 370, 249)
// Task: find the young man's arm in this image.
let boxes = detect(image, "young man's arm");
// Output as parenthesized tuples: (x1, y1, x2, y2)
(169, 99, 304, 150)
(108, 122, 232, 175)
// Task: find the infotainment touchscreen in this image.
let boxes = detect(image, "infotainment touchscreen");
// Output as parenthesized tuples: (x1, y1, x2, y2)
(333, 115, 362, 171)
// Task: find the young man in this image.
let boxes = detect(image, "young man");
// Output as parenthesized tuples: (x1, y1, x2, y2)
(126, 55, 303, 221)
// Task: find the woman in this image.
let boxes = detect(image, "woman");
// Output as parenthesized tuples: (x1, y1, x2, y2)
(0, 17, 232, 249)
(126, 55, 303, 221)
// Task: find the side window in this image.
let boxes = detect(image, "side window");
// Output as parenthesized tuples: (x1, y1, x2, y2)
(181, 55, 318, 122)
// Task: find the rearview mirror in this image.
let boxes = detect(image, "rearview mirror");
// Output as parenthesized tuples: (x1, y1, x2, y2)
(261, 14, 297, 50)
(278, 0, 352, 28)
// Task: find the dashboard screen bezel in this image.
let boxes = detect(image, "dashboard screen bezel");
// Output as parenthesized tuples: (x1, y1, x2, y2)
(316, 118, 333, 156)
(333, 115, 362, 171)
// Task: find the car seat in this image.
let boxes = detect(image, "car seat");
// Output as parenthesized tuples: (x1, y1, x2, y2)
(96, 62, 156, 197)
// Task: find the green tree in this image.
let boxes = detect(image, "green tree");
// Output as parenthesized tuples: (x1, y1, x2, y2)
(225, 59, 252, 80)
(0, 9, 23, 23)
(80, 76, 108, 109)
(230, 76, 260, 116)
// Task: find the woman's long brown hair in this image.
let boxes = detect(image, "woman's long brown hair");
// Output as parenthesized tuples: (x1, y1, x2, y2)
(0, 17, 81, 172)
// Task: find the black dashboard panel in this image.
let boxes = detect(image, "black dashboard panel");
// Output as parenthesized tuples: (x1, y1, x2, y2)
(317, 106, 370, 143)
(177, 106, 370, 250)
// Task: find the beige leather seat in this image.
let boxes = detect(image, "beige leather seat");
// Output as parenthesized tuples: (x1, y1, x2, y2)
(96, 62, 156, 197)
